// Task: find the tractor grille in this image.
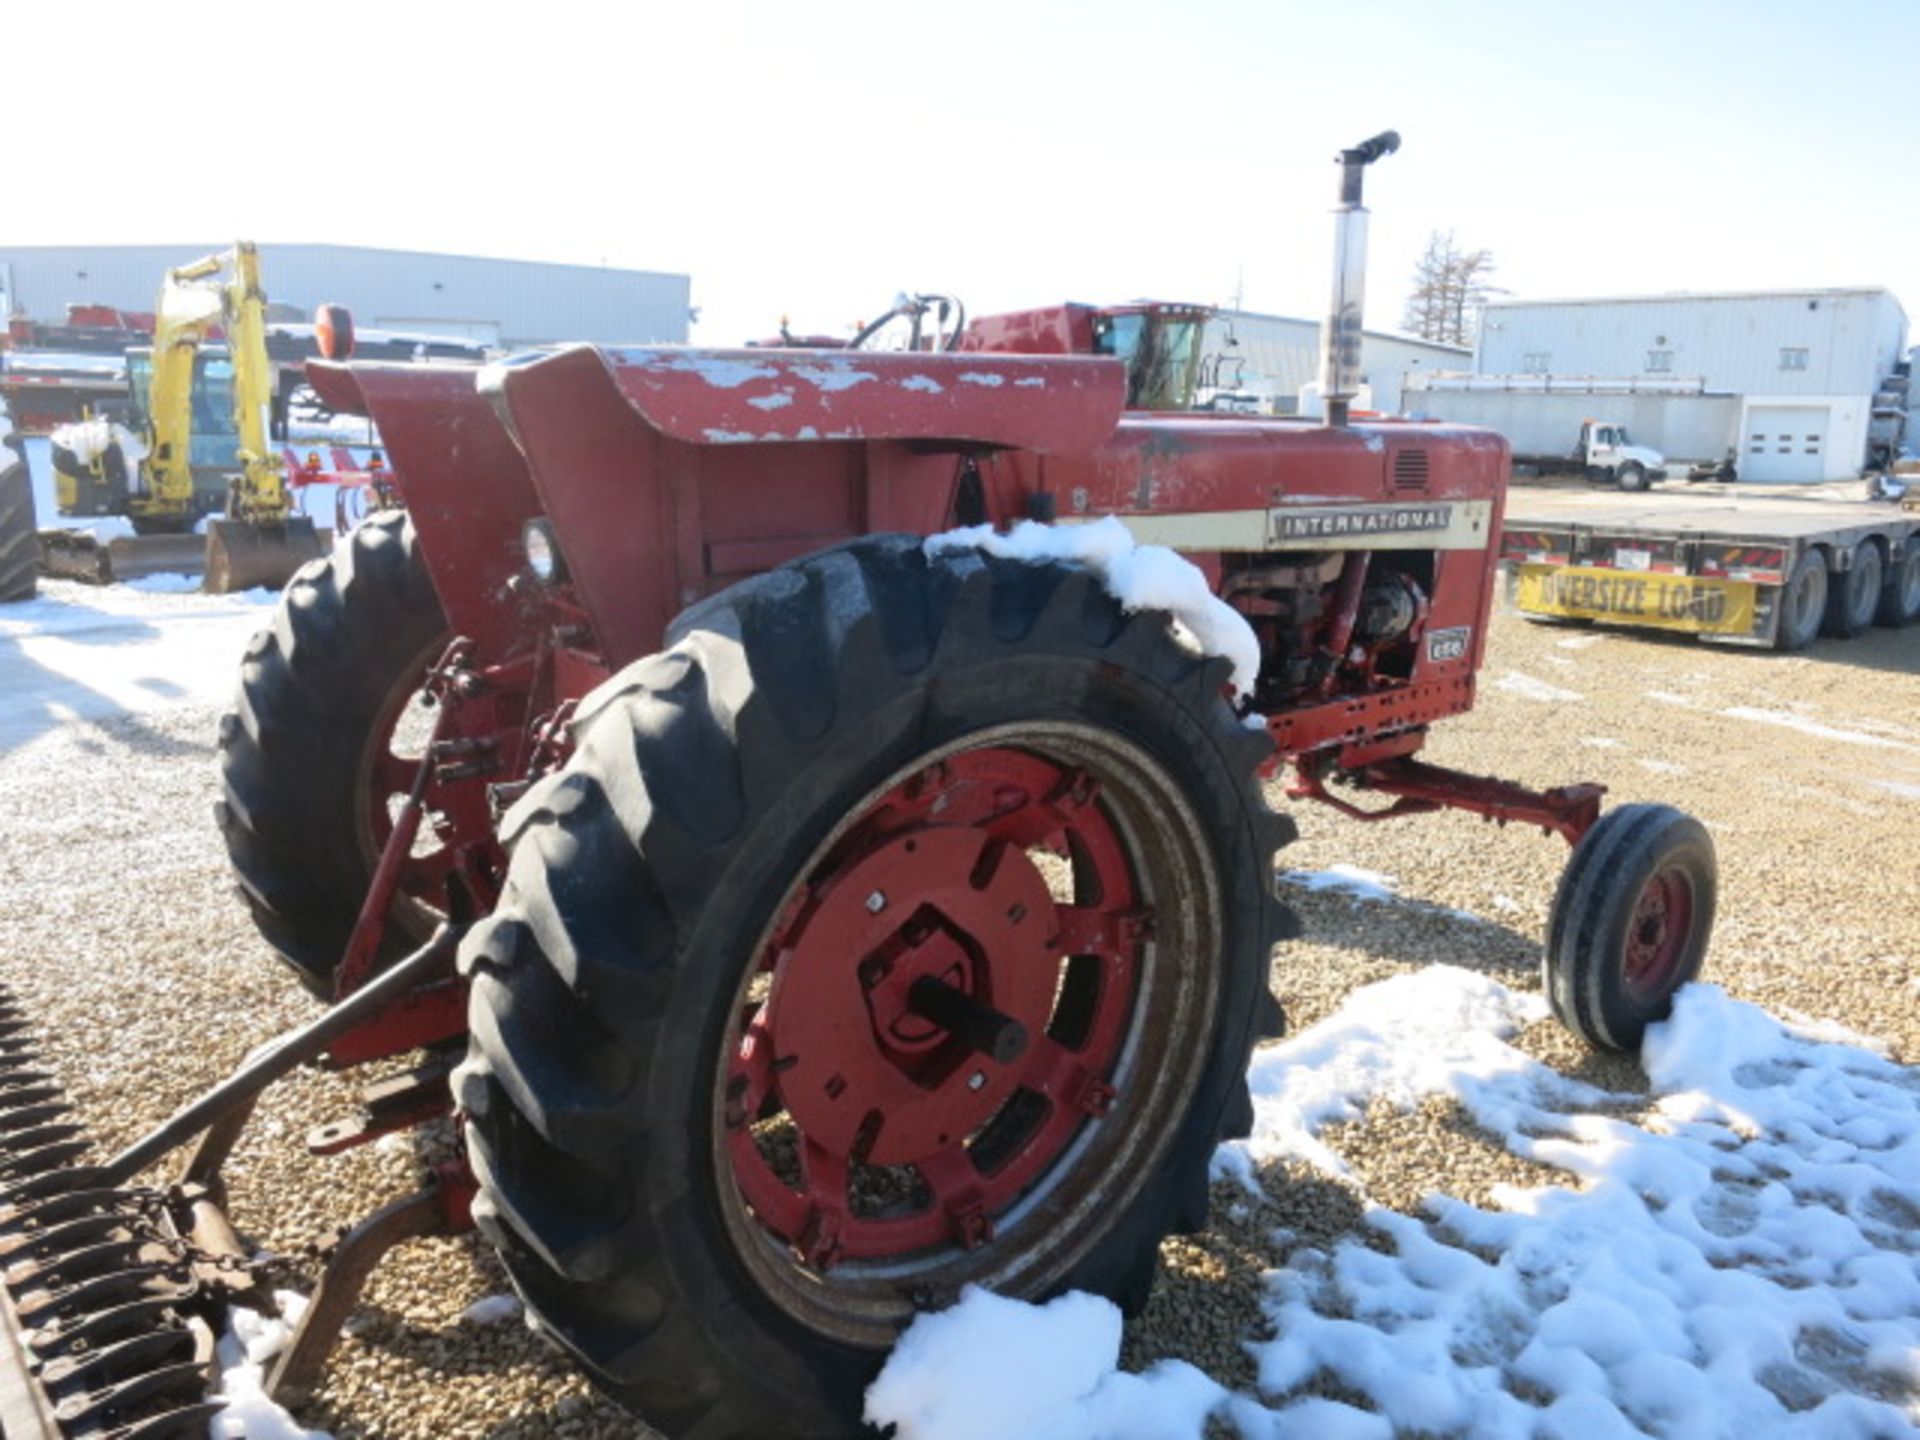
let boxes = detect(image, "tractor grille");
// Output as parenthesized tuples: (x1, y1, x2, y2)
(1392, 448, 1431, 494)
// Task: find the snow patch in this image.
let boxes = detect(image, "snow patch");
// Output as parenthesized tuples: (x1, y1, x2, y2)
(1637, 758, 1688, 775)
(1581, 736, 1624, 749)
(460, 1293, 524, 1325)
(1722, 707, 1920, 754)
(210, 1291, 333, 1439)
(1646, 690, 1693, 707)
(49, 415, 148, 474)
(1556, 633, 1605, 650)
(1244, 972, 1920, 1437)
(1219, 967, 1550, 1182)
(1280, 864, 1398, 902)
(1497, 671, 1583, 703)
(865, 1286, 1229, 1439)
(925, 517, 1260, 697)
(1869, 779, 1920, 799)
(123, 572, 201, 595)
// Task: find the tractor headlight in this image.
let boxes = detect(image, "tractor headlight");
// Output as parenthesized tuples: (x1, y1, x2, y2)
(523, 518, 567, 585)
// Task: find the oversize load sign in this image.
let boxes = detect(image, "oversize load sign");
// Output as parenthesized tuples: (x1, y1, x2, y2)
(1516, 564, 1758, 635)
(1273, 505, 1453, 541)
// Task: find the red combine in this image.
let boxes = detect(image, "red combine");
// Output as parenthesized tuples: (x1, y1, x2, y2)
(0, 134, 1715, 1438)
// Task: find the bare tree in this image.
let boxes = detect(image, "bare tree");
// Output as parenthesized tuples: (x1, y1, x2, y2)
(1403, 231, 1500, 347)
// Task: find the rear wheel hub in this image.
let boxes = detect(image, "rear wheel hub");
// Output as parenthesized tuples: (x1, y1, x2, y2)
(723, 745, 1158, 1268)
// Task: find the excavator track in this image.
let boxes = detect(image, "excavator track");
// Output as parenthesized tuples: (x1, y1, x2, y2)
(0, 985, 228, 1440)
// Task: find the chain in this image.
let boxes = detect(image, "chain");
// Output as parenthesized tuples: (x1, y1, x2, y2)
(123, 1188, 339, 1292)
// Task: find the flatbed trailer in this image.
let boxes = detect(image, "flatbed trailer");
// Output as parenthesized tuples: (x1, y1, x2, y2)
(1501, 478, 1920, 649)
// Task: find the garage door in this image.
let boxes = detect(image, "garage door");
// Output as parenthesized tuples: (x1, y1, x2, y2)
(1743, 406, 1829, 482)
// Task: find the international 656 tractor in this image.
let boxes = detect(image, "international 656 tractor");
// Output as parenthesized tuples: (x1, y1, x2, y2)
(0, 135, 1714, 1438)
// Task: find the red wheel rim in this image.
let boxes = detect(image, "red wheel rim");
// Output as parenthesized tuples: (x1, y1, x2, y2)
(355, 646, 462, 924)
(1622, 865, 1694, 1001)
(723, 746, 1148, 1267)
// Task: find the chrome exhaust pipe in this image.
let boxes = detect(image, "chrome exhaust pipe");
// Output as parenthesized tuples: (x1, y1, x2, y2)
(1319, 130, 1400, 428)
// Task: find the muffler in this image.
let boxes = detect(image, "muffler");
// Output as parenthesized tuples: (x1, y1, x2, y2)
(1318, 129, 1400, 428)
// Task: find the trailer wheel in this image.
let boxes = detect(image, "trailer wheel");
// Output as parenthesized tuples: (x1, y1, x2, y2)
(1878, 544, 1920, 627)
(1545, 803, 1715, 1053)
(1776, 548, 1828, 651)
(457, 536, 1293, 1436)
(216, 511, 450, 996)
(1822, 539, 1882, 639)
(0, 425, 35, 603)
(1615, 462, 1649, 492)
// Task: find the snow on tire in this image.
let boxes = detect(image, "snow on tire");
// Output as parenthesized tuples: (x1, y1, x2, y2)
(455, 535, 1293, 1436)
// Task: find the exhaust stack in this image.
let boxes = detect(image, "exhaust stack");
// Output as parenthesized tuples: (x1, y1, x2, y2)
(1318, 129, 1400, 428)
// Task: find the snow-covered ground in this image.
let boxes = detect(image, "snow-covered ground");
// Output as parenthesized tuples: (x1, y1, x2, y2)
(869, 968, 1920, 1438)
(0, 578, 274, 752)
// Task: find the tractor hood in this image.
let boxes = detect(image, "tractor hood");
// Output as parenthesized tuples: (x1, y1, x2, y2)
(482, 344, 1127, 455)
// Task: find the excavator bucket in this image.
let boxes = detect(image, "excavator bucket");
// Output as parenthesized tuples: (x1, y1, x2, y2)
(36, 528, 209, 585)
(201, 517, 326, 594)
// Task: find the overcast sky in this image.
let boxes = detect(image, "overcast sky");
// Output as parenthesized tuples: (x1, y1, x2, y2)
(10, 0, 1918, 346)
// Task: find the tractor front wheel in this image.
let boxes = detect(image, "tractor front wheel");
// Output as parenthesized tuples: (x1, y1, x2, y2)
(1545, 803, 1716, 1053)
(457, 536, 1293, 1435)
(216, 511, 450, 996)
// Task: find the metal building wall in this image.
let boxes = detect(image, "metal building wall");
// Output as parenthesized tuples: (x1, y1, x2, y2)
(1475, 290, 1906, 397)
(0, 243, 690, 348)
(1201, 309, 1468, 413)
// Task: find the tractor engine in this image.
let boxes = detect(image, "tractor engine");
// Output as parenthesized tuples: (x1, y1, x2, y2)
(1222, 551, 1433, 710)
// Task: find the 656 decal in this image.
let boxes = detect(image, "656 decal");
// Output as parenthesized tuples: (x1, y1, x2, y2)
(1427, 626, 1471, 663)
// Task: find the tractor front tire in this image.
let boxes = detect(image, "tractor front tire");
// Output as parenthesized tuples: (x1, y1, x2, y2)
(0, 429, 34, 603)
(457, 536, 1293, 1437)
(216, 511, 449, 996)
(1545, 803, 1716, 1053)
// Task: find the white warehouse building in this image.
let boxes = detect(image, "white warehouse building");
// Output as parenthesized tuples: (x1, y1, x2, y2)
(1473, 288, 1909, 482)
(1198, 308, 1469, 416)
(0, 243, 691, 349)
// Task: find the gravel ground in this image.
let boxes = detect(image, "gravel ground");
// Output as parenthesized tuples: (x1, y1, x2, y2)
(0, 594, 1915, 1437)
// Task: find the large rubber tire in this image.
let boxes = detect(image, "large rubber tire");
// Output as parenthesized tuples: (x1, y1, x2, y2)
(1876, 542, 1920, 628)
(1615, 462, 1649, 492)
(0, 423, 35, 603)
(1545, 804, 1716, 1053)
(1822, 539, 1883, 639)
(1775, 548, 1828, 651)
(457, 536, 1293, 1438)
(216, 511, 448, 996)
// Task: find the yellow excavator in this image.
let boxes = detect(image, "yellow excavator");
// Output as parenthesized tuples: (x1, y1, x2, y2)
(42, 242, 326, 592)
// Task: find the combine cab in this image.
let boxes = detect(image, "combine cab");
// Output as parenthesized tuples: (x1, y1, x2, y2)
(0, 136, 1718, 1438)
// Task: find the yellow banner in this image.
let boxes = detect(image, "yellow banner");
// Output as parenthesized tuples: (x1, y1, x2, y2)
(1515, 564, 1758, 635)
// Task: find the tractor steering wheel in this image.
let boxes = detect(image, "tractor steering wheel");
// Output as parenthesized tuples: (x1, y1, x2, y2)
(848, 292, 967, 353)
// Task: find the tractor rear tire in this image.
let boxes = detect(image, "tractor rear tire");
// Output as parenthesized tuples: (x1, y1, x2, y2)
(1822, 540, 1882, 639)
(1876, 543, 1920, 628)
(1545, 803, 1716, 1053)
(216, 511, 449, 997)
(1775, 549, 1827, 651)
(0, 427, 35, 603)
(457, 536, 1294, 1437)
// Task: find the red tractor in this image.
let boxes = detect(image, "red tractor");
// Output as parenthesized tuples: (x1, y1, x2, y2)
(0, 135, 1715, 1438)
